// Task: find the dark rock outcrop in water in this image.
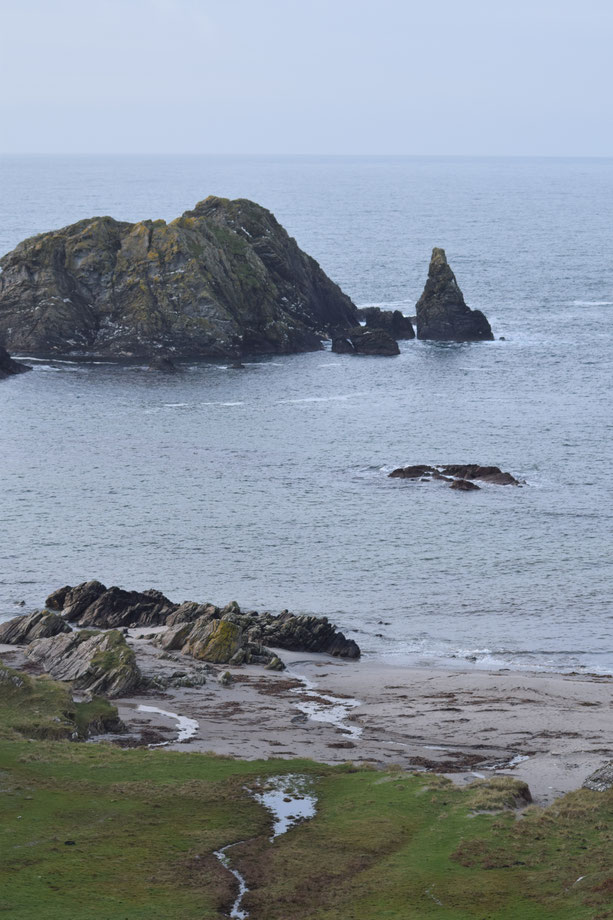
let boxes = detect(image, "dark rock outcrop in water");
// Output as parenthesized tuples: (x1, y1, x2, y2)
(0, 197, 358, 358)
(450, 478, 480, 491)
(358, 307, 415, 339)
(148, 355, 176, 373)
(0, 345, 31, 379)
(389, 464, 520, 489)
(415, 248, 494, 342)
(332, 327, 400, 356)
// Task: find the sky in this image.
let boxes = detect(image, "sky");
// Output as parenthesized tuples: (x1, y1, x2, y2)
(1, 0, 611, 156)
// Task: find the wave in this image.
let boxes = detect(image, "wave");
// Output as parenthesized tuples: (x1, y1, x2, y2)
(572, 300, 613, 306)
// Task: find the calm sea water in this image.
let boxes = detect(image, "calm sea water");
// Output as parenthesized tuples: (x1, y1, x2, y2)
(1, 155, 612, 673)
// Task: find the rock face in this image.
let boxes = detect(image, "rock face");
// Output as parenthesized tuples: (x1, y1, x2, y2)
(415, 248, 494, 342)
(358, 307, 415, 339)
(26, 629, 140, 697)
(332, 327, 400, 356)
(0, 197, 358, 359)
(48, 581, 177, 628)
(0, 345, 31, 379)
(0, 610, 71, 644)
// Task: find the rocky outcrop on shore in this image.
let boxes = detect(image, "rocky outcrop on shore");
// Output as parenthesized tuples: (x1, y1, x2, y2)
(416, 248, 494, 342)
(45, 582, 361, 662)
(0, 196, 358, 359)
(0, 609, 71, 644)
(0, 345, 31, 379)
(331, 327, 400, 356)
(583, 762, 613, 792)
(154, 603, 360, 666)
(47, 581, 176, 628)
(357, 307, 415, 339)
(25, 629, 140, 698)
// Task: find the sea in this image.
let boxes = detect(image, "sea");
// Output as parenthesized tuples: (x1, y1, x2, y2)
(1, 155, 612, 674)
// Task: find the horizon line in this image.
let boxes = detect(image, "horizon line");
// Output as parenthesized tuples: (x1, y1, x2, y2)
(1, 152, 612, 160)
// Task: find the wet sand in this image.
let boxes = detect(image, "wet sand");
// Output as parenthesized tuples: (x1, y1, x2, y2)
(111, 633, 613, 805)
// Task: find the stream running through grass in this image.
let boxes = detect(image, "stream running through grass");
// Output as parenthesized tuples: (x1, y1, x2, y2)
(214, 774, 317, 918)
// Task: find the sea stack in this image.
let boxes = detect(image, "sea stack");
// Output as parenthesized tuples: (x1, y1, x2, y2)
(0, 197, 358, 359)
(415, 248, 494, 342)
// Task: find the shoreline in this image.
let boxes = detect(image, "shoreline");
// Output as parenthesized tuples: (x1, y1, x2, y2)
(110, 634, 613, 806)
(3, 630, 611, 807)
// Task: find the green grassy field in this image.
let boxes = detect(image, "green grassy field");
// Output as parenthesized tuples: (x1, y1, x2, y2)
(1, 662, 612, 919)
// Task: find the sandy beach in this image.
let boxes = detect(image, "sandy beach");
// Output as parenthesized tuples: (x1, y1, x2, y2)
(102, 633, 613, 806)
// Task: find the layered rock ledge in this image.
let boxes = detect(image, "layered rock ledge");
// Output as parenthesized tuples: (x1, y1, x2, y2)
(0, 197, 358, 358)
(416, 248, 494, 342)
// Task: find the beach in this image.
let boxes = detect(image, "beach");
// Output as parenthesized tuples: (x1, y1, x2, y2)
(101, 633, 613, 806)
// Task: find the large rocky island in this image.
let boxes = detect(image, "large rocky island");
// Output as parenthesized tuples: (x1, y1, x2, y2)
(0, 197, 358, 359)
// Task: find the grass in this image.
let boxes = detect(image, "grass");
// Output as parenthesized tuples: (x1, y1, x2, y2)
(1, 664, 612, 919)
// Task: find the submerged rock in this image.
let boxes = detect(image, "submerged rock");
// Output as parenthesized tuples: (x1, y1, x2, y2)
(0, 345, 31, 379)
(450, 478, 480, 491)
(26, 629, 141, 698)
(415, 248, 494, 342)
(148, 355, 176, 373)
(0, 197, 358, 358)
(0, 610, 71, 644)
(332, 327, 400, 356)
(358, 307, 415, 339)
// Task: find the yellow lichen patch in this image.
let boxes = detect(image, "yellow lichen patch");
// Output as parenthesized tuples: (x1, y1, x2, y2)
(184, 619, 242, 663)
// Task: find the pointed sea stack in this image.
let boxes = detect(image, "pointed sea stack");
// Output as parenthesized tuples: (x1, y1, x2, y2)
(415, 248, 493, 342)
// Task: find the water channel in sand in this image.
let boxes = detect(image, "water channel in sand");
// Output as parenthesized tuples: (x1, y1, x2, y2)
(136, 704, 199, 746)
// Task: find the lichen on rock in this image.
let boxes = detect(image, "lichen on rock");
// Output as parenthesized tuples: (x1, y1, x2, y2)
(25, 629, 141, 698)
(0, 197, 358, 358)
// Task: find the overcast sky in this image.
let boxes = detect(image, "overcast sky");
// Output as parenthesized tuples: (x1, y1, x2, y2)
(1, 0, 611, 155)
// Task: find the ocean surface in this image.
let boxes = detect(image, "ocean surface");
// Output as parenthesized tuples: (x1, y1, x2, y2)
(1, 155, 612, 673)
